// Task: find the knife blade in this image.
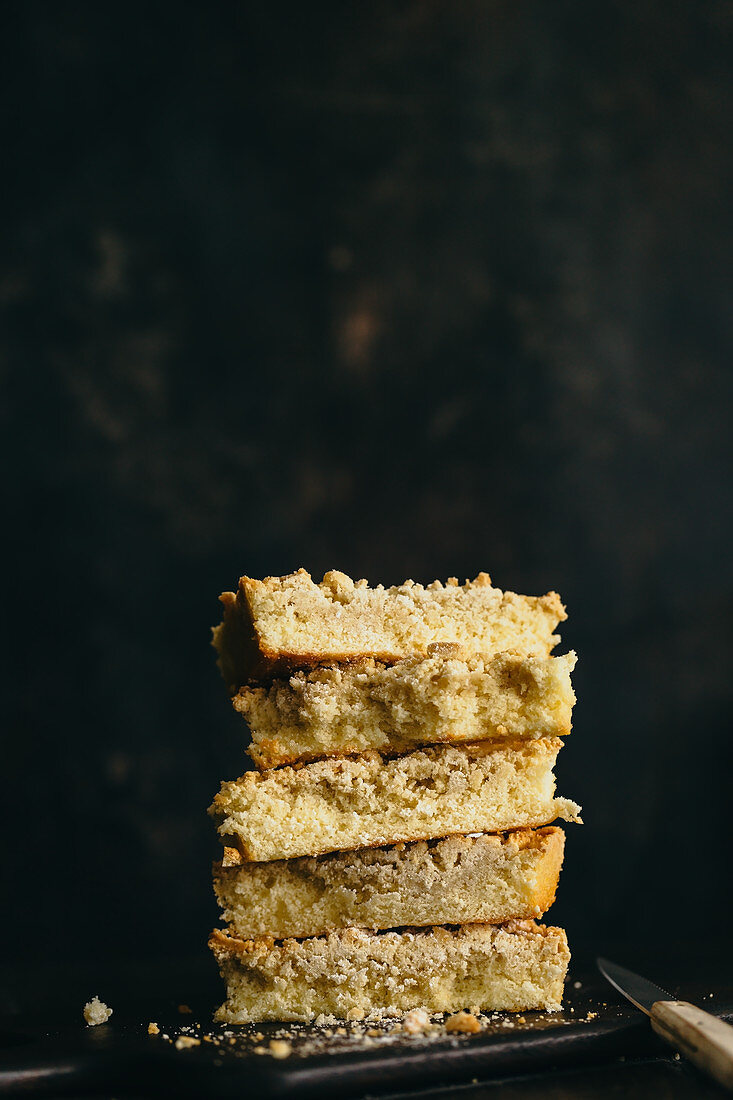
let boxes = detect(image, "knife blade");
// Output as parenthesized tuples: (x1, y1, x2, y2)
(597, 957, 733, 1091)
(597, 957, 672, 1015)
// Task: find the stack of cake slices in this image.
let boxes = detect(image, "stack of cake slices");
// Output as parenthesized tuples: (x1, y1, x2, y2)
(208, 569, 581, 1023)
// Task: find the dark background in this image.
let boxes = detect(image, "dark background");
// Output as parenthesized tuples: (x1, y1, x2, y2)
(3, 1, 732, 1003)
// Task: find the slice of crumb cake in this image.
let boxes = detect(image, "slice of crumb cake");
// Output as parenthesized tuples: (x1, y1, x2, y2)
(213, 569, 566, 688)
(209, 922, 571, 1023)
(208, 738, 581, 862)
(213, 826, 565, 939)
(236, 648, 576, 769)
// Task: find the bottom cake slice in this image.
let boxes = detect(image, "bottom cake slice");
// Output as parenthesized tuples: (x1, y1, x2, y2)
(209, 921, 570, 1022)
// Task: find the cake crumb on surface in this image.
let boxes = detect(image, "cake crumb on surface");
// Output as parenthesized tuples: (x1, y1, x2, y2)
(83, 997, 112, 1026)
(445, 1011, 482, 1034)
(403, 1008, 432, 1035)
(147, 1022, 160, 1035)
(178, 1004, 193, 1014)
(269, 1039, 292, 1058)
(175, 1036, 201, 1050)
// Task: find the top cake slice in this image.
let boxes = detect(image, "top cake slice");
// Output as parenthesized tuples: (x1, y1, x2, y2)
(213, 568, 566, 688)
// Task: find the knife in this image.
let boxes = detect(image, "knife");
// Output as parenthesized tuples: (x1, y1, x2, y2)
(597, 957, 733, 1091)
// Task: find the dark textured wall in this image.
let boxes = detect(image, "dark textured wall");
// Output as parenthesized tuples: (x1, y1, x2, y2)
(4, 1, 732, 980)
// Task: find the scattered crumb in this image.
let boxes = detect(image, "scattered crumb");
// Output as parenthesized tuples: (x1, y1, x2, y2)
(403, 1009, 432, 1035)
(174, 1036, 201, 1050)
(178, 1004, 193, 1014)
(445, 1012, 482, 1034)
(573, 980, 582, 989)
(143, 1002, 578, 1063)
(314, 1013, 336, 1026)
(83, 997, 113, 1026)
(586, 1011, 598, 1020)
(674, 1052, 681, 1061)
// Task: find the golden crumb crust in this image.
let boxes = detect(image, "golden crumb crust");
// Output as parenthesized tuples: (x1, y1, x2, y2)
(234, 648, 577, 769)
(209, 920, 571, 1022)
(208, 738, 581, 862)
(213, 569, 566, 689)
(213, 826, 565, 939)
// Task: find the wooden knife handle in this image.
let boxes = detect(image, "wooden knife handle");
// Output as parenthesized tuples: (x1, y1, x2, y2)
(651, 999, 733, 1091)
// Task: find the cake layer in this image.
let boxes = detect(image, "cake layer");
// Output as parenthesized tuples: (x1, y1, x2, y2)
(213, 569, 566, 688)
(214, 826, 565, 939)
(208, 739, 580, 862)
(209, 921, 570, 1022)
(236, 649, 577, 769)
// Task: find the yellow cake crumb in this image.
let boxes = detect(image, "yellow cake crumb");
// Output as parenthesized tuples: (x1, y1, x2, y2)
(445, 1011, 482, 1033)
(148, 1022, 160, 1035)
(83, 997, 112, 1026)
(269, 1039, 292, 1058)
(175, 1036, 201, 1050)
(403, 1008, 432, 1034)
